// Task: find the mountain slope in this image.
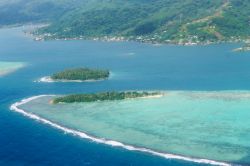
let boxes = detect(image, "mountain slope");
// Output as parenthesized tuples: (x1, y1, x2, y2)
(1, 0, 249, 44)
(39, 0, 226, 43)
(0, 0, 89, 26)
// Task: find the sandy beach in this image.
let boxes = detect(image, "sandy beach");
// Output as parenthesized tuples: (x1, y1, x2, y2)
(36, 76, 108, 83)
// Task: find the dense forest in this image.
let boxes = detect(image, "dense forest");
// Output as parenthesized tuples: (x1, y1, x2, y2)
(52, 91, 162, 104)
(0, 0, 75, 25)
(1, 0, 250, 44)
(51, 68, 109, 81)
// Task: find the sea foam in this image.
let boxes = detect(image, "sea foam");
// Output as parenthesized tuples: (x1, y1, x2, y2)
(10, 95, 232, 166)
(35, 76, 107, 83)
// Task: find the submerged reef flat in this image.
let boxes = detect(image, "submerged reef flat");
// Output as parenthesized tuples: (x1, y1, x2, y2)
(0, 61, 25, 76)
(12, 91, 250, 165)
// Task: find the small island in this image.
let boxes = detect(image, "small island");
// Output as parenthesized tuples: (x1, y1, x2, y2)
(52, 91, 163, 104)
(13, 91, 250, 165)
(40, 68, 110, 82)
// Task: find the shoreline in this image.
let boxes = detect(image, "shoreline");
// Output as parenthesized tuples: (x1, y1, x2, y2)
(139, 94, 164, 99)
(233, 45, 250, 52)
(51, 93, 165, 104)
(10, 95, 231, 166)
(36, 76, 108, 83)
(20, 24, 248, 46)
(2, 23, 248, 47)
(34, 35, 248, 46)
(31, 32, 250, 46)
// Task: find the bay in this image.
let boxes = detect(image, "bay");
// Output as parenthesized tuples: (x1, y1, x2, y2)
(1, 26, 250, 166)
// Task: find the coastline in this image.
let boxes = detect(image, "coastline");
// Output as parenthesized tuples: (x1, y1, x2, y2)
(51, 93, 165, 104)
(33, 34, 245, 46)
(22, 24, 248, 46)
(32, 32, 250, 46)
(36, 76, 108, 83)
(2, 23, 248, 47)
(137, 94, 164, 99)
(10, 95, 231, 166)
(233, 45, 250, 52)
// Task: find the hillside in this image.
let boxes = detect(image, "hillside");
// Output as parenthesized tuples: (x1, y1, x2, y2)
(1, 0, 250, 44)
(0, 0, 88, 26)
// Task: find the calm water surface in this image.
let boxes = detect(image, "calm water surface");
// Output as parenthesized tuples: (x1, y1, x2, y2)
(1, 27, 250, 166)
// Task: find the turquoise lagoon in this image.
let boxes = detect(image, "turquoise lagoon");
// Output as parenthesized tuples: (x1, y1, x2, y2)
(0, 61, 25, 76)
(19, 91, 250, 164)
(2, 27, 250, 166)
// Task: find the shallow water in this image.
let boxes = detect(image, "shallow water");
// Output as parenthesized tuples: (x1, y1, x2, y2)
(0, 61, 25, 76)
(1, 26, 250, 166)
(19, 91, 250, 164)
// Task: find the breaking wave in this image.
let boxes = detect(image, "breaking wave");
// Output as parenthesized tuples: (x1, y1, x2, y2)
(10, 95, 231, 166)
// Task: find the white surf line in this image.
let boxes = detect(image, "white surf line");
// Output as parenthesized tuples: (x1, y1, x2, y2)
(10, 95, 232, 166)
(35, 76, 107, 83)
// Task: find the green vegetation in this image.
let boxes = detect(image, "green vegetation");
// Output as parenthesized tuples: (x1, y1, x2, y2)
(1, 0, 250, 44)
(0, 0, 80, 26)
(51, 68, 109, 81)
(38, 0, 225, 44)
(52, 91, 162, 104)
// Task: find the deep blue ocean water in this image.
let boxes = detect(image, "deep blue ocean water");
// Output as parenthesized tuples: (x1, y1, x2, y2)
(0, 27, 250, 166)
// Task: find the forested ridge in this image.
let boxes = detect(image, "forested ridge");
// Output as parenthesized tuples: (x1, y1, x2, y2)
(1, 0, 249, 44)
